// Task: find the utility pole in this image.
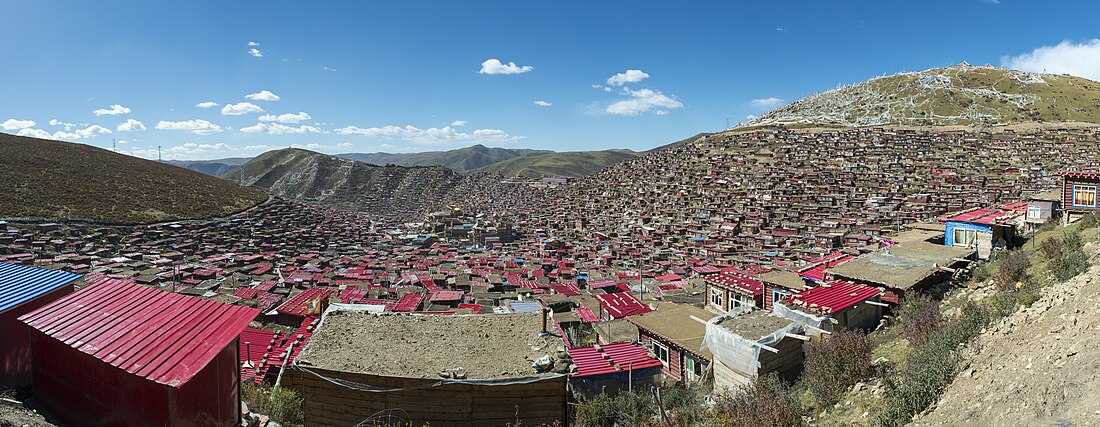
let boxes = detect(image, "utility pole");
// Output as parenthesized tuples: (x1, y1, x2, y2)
(158, 146, 162, 162)
(112, 138, 117, 153)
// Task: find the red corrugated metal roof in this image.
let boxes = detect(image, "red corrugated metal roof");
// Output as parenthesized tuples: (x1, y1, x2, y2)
(393, 293, 424, 312)
(276, 287, 334, 317)
(594, 292, 652, 319)
(568, 342, 662, 377)
(18, 278, 258, 388)
(785, 281, 881, 315)
(707, 271, 764, 296)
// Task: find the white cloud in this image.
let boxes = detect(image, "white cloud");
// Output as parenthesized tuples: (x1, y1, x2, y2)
(249, 48, 263, 57)
(2, 119, 35, 130)
(1002, 39, 1100, 81)
(532, 100, 553, 107)
(93, 104, 131, 116)
(16, 128, 51, 139)
(24, 124, 112, 141)
(245, 90, 280, 102)
(240, 123, 323, 135)
(654, 110, 669, 116)
(606, 88, 684, 116)
(450, 120, 467, 127)
(321, 66, 337, 72)
(750, 97, 785, 108)
(248, 41, 260, 46)
(592, 84, 613, 93)
(258, 112, 311, 123)
(606, 69, 650, 86)
(335, 124, 524, 144)
(154, 119, 224, 135)
(48, 118, 74, 128)
(478, 58, 534, 75)
(196, 101, 219, 108)
(117, 118, 146, 132)
(221, 102, 265, 115)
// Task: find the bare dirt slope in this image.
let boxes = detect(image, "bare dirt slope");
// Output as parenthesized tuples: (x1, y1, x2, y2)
(915, 263, 1100, 426)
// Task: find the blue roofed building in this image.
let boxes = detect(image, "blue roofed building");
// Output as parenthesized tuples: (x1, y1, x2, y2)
(0, 262, 82, 387)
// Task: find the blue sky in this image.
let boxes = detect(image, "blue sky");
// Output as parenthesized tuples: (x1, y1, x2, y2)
(3, 0, 1100, 160)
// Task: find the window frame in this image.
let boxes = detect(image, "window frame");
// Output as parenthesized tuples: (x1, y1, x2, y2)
(1073, 184, 1098, 208)
(709, 287, 724, 308)
(1027, 205, 1042, 220)
(953, 228, 977, 247)
(652, 341, 670, 366)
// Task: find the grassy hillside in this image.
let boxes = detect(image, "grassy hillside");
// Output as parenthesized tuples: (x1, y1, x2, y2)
(0, 132, 266, 224)
(644, 132, 712, 153)
(167, 157, 251, 177)
(747, 63, 1100, 127)
(471, 150, 638, 178)
(226, 148, 533, 218)
(337, 144, 551, 172)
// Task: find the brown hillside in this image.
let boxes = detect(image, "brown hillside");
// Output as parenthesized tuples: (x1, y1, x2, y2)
(0, 132, 267, 224)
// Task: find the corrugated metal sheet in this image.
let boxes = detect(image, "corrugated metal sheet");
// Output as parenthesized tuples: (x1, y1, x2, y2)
(786, 280, 881, 315)
(0, 262, 82, 313)
(18, 278, 258, 388)
(568, 343, 663, 377)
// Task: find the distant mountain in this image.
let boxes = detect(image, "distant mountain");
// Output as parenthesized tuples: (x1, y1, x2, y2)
(337, 144, 551, 173)
(0, 132, 266, 224)
(745, 63, 1100, 127)
(167, 157, 252, 177)
(471, 150, 639, 178)
(645, 133, 712, 154)
(226, 148, 534, 218)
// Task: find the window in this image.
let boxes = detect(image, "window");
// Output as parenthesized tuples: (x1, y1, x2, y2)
(710, 287, 724, 308)
(1073, 185, 1097, 208)
(953, 228, 976, 247)
(652, 341, 670, 366)
(730, 292, 754, 309)
(772, 289, 790, 305)
(1027, 205, 1042, 220)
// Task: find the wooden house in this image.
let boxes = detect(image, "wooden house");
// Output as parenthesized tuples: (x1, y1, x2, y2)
(627, 303, 715, 383)
(1062, 171, 1100, 224)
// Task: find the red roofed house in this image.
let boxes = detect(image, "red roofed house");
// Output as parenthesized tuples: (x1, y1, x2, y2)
(704, 271, 764, 312)
(783, 280, 884, 331)
(1063, 171, 1100, 225)
(628, 303, 715, 383)
(943, 201, 1027, 259)
(567, 342, 663, 397)
(18, 278, 258, 427)
(593, 292, 652, 320)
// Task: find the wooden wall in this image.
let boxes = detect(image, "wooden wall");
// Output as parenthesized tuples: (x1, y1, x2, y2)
(284, 367, 568, 426)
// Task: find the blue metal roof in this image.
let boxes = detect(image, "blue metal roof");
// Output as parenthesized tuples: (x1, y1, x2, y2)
(0, 262, 82, 313)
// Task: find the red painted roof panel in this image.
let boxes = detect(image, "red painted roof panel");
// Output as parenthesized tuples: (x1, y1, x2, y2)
(785, 280, 881, 315)
(568, 342, 662, 377)
(18, 278, 258, 388)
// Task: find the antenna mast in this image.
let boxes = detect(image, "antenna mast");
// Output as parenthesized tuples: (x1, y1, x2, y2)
(158, 145, 162, 162)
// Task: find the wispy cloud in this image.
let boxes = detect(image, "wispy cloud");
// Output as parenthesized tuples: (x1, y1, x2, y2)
(196, 101, 219, 108)
(240, 123, 323, 135)
(221, 102, 265, 115)
(258, 112, 311, 123)
(750, 97, 785, 108)
(606, 69, 649, 86)
(117, 118, 146, 132)
(1002, 39, 1100, 81)
(249, 48, 263, 57)
(154, 119, 224, 135)
(2, 119, 35, 130)
(606, 88, 683, 116)
(478, 58, 534, 75)
(93, 104, 131, 116)
(335, 124, 524, 144)
(532, 100, 553, 107)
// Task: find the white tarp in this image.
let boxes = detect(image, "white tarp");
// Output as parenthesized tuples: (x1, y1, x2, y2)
(700, 306, 811, 376)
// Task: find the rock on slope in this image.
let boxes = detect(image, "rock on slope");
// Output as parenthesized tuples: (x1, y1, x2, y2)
(228, 148, 538, 219)
(0, 132, 266, 224)
(746, 63, 1100, 127)
(915, 263, 1100, 426)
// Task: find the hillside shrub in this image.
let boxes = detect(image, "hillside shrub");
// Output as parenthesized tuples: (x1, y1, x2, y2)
(1042, 231, 1090, 281)
(710, 374, 804, 427)
(242, 383, 303, 427)
(800, 329, 875, 406)
(894, 294, 941, 345)
(992, 249, 1029, 288)
(574, 390, 655, 427)
(876, 302, 991, 427)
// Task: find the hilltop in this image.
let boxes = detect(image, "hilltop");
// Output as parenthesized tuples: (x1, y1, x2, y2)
(0, 132, 266, 224)
(337, 144, 550, 173)
(745, 63, 1100, 127)
(226, 148, 540, 219)
(471, 149, 638, 178)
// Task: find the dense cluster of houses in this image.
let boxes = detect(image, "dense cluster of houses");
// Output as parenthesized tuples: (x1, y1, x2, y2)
(3, 126, 1100, 425)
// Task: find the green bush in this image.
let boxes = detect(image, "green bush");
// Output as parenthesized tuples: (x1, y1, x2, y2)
(710, 374, 804, 427)
(800, 329, 875, 406)
(242, 383, 304, 427)
(1079, 213, 1100, 229)
(894, 294, 941, 345)
(876, 302, 990, 427)
(574, 389, 655, 427)
(992, 249, 1030, 288)
(1043, 231, 1090, 281)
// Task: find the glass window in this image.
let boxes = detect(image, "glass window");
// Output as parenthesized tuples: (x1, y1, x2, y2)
(1073, 185, 1097, 208)
(954, 228, 976, 247)
(1027, 205, 1041, 219)
(710, 288, 723, 308)
(653, 341, 670, 366)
